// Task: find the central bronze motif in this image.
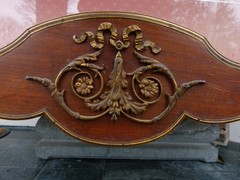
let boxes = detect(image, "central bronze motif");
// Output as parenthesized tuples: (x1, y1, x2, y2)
(26, 22, 205, 123)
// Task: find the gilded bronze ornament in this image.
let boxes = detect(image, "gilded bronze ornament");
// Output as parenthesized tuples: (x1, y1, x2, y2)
(86, 51, 147, 121)
(73, 22, 161, 53)
(74, 76, 93, 95)
(26, 22, 205, 123)
(139, 78, 159, 98)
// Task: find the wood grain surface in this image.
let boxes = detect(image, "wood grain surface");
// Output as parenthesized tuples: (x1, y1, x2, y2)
(0, 12, 240, 145)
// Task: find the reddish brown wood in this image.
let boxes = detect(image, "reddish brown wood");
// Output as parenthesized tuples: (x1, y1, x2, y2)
(0, 12, 240, 145)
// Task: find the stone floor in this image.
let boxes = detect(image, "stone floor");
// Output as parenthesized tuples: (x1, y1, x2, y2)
(0, 127, 239, 180)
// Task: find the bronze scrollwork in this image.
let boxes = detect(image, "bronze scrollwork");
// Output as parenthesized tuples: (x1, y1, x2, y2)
(26, 22, 205, 123)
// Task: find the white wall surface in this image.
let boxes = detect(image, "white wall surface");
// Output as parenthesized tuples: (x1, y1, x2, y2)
(229, 122, 240, 142)
(0, 118, 39, 127)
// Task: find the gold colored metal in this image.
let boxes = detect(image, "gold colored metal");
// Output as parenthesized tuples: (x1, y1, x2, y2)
(73, 22, 161, 53)
(1, 12, 238, 145)
(130, 51, 178, 91)
(139, 78, 159, 98)
(86, 51, 147, 121)
(0, 11, 240, 146)
(26, 22, 205, 123)
(132, 76, 162, 105)
(74, 76, 93, 95)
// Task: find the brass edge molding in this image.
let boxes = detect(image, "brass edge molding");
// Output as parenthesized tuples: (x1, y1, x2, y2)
(0, 12, 239, 123)
(0, 109, 184, 146)
(1, 107, 240, 146)
(0, 11, 239, 69)
(45, 109, 186, 146)
(0, 109, 46, 120)
(0, 12, 240, 145)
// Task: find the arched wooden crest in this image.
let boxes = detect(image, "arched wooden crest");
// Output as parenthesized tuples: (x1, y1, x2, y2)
(0, 12, 240, 145)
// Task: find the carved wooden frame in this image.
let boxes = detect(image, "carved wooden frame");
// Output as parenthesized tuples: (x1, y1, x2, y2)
(0, 12, 240, 145)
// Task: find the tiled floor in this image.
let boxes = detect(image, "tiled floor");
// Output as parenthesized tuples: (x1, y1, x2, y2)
(0, 127, 239, 180)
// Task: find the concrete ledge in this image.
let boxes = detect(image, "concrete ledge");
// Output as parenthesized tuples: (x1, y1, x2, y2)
(35, 117, 220, 162)
(35, 139, 218, 162)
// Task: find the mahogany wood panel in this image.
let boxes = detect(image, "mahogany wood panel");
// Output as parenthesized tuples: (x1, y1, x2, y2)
(0, 12, 240, 145)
